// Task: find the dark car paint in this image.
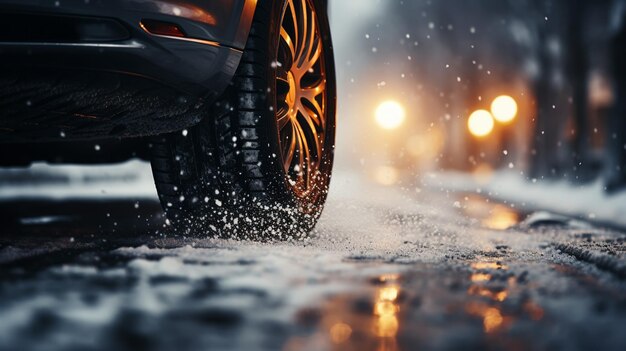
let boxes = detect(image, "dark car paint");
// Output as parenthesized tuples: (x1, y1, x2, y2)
(0, 0, 257, 143)
(0, 0, 256, 49)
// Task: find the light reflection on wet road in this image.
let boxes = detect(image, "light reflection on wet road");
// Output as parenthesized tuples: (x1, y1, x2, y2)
(0, 162, 625, 351)
(458, 194, 524, 231)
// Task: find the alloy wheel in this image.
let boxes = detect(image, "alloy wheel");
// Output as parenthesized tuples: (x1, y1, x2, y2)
(276, 0, 327, 197)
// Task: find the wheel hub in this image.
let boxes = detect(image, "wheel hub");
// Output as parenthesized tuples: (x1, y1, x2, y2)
(286, 71, 297, 110)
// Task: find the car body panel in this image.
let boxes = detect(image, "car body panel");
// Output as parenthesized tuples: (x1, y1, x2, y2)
(0, 0, 256, 49)
(0, 0, 257, 143)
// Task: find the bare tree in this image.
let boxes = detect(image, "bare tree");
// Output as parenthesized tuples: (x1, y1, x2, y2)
(606, 0, 626, 192)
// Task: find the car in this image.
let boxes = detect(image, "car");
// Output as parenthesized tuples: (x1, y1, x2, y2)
(0, 0, 336, 238)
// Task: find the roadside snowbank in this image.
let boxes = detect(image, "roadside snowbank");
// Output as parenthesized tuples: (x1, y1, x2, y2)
(424, 170, 626, 229)
(0, 160, 158, 200)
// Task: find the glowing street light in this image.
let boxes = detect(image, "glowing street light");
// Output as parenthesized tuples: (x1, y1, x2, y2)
(490, 95, 518, 123)
(468, 109, 495, 138)
(375, 100, 405, 130)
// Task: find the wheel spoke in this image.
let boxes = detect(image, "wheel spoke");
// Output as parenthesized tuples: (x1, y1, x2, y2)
(295, 0, 308, 65)
(297, 103, 317, 134)
(279, 27, 296, 65)
(300, 82, 325, 131)
(300, 78, 325, 101)
(287, 0, 299, 50)
(300, 110, 322, 170)
(294, 117, 311, 183)
(302, 35, 321, 73)
(298, 7, 317, 69)
(300, 100, 324, 131)
(292, 121, 304, 177)
(283, 123, 297, 172)
(309, 96, 324, 122)
(276, 68, 291, 98)
(277, 106, 291, 131)
(276, 67, 289, 85)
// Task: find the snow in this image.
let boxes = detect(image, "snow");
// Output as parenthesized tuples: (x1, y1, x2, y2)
(425, 170, 626, 228)
(1, 163, 625, 350)
(0, 160, 158, 200)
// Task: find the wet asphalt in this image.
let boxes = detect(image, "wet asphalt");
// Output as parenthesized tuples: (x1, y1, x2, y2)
(0, 162, 625, 351)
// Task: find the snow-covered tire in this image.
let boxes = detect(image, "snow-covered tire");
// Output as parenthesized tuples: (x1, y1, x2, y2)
(150, 0, 336, 239)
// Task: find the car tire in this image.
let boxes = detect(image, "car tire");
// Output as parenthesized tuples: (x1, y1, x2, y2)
(150, 0, 336, 239)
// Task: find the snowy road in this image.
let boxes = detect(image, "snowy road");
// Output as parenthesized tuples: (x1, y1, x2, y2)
(0, 162, 625, 351)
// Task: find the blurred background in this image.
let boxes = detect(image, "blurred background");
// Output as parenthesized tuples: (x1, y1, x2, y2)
(1, 3, 626, 351)
(330, 0, 626, 200)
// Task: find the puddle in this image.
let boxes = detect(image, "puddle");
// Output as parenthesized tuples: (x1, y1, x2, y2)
(457, 194, 525, 230)
(285, 273, 404, 351)
(288, 263, 549, 351)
